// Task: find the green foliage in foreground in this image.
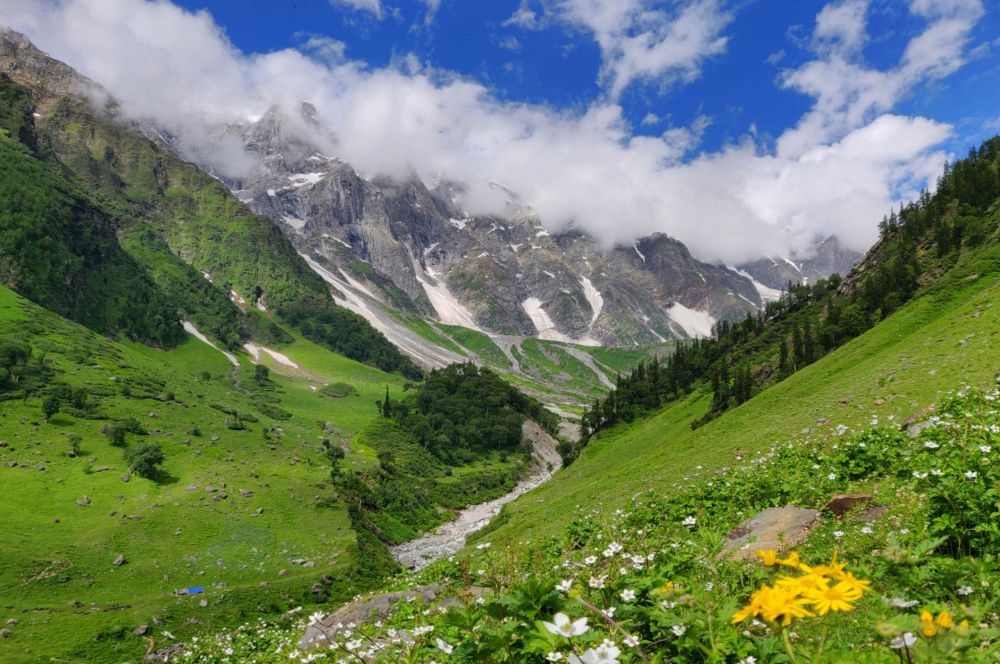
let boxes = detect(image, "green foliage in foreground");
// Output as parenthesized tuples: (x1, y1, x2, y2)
(180, 384, 1000, 662)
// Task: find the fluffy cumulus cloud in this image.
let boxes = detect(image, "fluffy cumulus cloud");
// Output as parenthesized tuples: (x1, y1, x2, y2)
(0, 0, 985, 264)
(507, 0, 732, 98)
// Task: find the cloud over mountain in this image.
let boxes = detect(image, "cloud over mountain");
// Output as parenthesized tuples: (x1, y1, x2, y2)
(0, 0, 985, 264)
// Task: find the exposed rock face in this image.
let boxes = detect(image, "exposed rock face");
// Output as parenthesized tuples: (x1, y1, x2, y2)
(739, 236, 862, 290)
(721, 506, 821, 560)
(193, 106, 776, 346)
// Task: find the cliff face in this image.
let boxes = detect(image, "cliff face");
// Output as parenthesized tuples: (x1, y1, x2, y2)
(207, 106, 775, 344)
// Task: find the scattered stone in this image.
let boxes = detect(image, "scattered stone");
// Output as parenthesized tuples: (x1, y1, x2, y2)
(185, 484, 199, 492)
(852, 505, 889, 522)
(213, 492, 227, 501)
(199, 599, 208, 608)
(113, 554, 126, 567)
(721, 506, 821, 561)
(238, 489, 253, 498)
(874, 398, 886, 406)
(76, 496, 91, 507)
(838, 396, 852, 404)
(121, 475, 130, 483)
(825, 494, 873, 516)
(0, 440, 7, 447)
(0, 628, 11, 639)
(6, 619, 17, 626)
(205, 486, 216, 493)
(254, 508, 264, 515)
(6, 461, 17, 468)
(133, 624, 149, 636)
(303, 561, 315, 568)
(95, 466, 110, 472)
(146, 643, 185, 662)
(278, 569, 288, 577)
(817, 418, 829, 425)
(211, 435, 219, 442)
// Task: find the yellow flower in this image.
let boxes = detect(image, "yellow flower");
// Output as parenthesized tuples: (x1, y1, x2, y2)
(799, 551, 846, 579)
(920, 611, 938, 638)
(956, 620, 970, 635)
(777, 551, 801, 568)
(776, 573, 826, 595)
(836, 571, 872, 595)
(935, 611, 953, 630)
(757, 584, 815, 626)
(756, 549, 779, 566)
(805, 581, 862, 615)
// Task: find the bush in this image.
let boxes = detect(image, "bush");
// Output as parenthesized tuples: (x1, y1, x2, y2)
(123, 442, 164, 478)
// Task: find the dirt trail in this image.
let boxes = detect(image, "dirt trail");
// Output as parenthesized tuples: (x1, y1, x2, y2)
(391, 420, 561, 570)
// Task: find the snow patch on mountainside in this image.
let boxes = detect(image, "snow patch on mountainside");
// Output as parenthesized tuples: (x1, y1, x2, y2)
(243, 342, 300, 369)
(668, 303, 716, 339)
(182, 321, 239, 367)
(730, 266, 784, 303)
(579, 276, 604, 326)
(289, 172, 325, 187)
(302, 254, 467, 368)
(415, 263, 483, 331)
(521, 297, 575, 343)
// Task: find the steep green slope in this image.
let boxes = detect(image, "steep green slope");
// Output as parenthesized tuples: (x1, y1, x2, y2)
(0, 33, 418, 376)
(0, 284, 412, 663)
(485, 227, 1000, 544)
(0, 74, 181, 346)
(579, 137, 1000, 440)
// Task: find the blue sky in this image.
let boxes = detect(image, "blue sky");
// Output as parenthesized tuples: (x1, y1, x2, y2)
(3, 0, 998, 262)
(170, 0, 1000, 155)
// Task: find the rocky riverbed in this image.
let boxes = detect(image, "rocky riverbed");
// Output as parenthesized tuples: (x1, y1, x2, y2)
(390, 419, 562, 570)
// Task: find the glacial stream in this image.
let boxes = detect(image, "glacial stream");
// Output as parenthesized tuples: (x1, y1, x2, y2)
(390, 420, 562, 570)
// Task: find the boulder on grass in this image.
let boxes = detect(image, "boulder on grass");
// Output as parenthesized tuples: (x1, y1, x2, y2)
(720, 506, 821, 561)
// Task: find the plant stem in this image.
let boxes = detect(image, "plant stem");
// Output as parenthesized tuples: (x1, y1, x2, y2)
(781, 628, 799, 664)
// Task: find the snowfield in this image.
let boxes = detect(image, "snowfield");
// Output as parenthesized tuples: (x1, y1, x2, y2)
(579, 276, 604, 326)
(182, 321, 239, 367)
(668, 302, 716, 338)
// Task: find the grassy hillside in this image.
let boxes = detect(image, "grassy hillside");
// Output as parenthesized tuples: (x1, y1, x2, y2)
(0, 37, 418, 377)
(486, 231, 1000, 543)
(0, 74, 182, 346)
(0, 284, 412, 663)
(171, 231, 1000, 663)
(173, 182, 1000, 663)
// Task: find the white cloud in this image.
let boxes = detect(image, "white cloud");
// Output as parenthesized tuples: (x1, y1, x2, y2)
(0, 0, 983, 265)
(504, 3, 541, 30)
(512, 0, 733, 98)
(776, 0, 983, 159)
(330, 0, 383, 20)
(421, 0, 440, 26)
(813, 0, 869, 58)
(499, 35, 522, 51)
(297, 34, 348, 64)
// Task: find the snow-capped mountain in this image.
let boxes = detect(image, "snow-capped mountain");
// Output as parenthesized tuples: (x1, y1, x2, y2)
(198, 105, 786, 348)
(738, 236, 861, 291)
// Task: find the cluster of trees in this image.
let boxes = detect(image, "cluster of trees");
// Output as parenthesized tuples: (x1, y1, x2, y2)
(581, 136, 1000, 443)
(378, 363, 558, 463)
(0, 336, 50, 399)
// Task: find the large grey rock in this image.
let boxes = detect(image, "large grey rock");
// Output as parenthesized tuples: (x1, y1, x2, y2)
(299, 584, 445, 650)
(721, 506, 821, 561)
